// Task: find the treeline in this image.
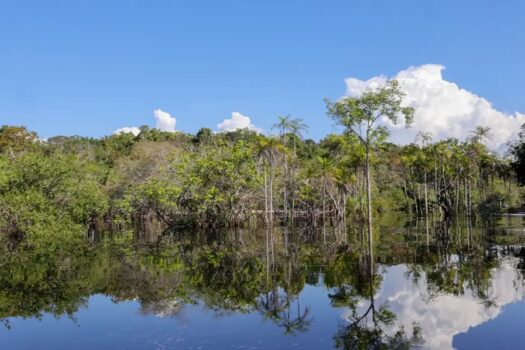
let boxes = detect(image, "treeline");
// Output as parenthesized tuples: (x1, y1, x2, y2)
(1, 117, 524, 242)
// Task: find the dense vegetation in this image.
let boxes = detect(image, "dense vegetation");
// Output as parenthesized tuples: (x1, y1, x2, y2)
(1, 82, 524, 246)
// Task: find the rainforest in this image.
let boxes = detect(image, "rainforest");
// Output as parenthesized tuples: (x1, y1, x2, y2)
(1, 83, 524, 243)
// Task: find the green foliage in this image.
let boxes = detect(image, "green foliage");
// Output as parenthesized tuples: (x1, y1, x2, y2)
(511, 123, 525, 187)
(0, 125, 38, 155)
(0, 150, 108, 245)
(173, 141, 261, 222)
(1, 117, 523, 243)
(326, 80, 414, 148)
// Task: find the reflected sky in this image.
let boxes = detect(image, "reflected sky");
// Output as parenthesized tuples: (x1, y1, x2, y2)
(1, 216, 525, 349)
(347, 258, 525, 349)
(1, 287, 340, 350)
(3, 262, 525, 350)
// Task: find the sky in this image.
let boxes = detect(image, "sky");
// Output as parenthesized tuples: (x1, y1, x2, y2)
(1, 0, 524, 149)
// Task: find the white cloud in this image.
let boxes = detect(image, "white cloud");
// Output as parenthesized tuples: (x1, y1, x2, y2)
(153, 109, 176, 132)
(112, 109, 177, 136)
(217, 112, 260, 132)
(344, 64, 525, 152)
(113, 126, 141, 136)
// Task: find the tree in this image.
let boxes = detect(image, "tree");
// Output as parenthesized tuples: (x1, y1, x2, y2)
(326, 80, 414, 264)
(511, 123, 525, 186)
(272, 115, 292, 144)
(256, 137, 285, 223)
(316, 156, 335, 228)
(0, 125, 38, 156)
(194, 127, 214, 145)
(415, 131, 433, 147)
(470, 126, 491, 145)
(288, 118, 309, 157)
(415, 132, 433, 216)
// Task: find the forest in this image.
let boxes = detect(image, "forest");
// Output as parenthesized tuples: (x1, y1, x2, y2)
(0, 81, 524, 248)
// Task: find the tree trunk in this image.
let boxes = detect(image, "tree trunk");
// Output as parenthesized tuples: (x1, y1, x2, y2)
(264, 168, 268, 223)
(365, 147, 373, 266)
(424, 170, 429, 216)
(269, 166, 274, 223)
(403, 178, 412, 218)
(283, 186, 287, 222)
(434, 156, 438, 197)
(322, 178, 326, 225)
(284, 154, 289, 222)
(464, 179, 468, 215)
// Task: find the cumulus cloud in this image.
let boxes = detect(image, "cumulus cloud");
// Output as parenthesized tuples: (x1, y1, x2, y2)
(217, 112, 260, 132)
(344, 64, 525, 152)
(113, 126, 141, 136)
(153, 109, 176, 132)
(112, 109, 177, 136)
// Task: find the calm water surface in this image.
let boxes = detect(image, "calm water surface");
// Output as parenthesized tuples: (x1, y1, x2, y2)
(1, 215, 525, 349)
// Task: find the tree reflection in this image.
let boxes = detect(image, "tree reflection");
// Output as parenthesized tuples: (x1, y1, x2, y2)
(0, 215, 524, 350)
(255, 226, 313, 335)
(333, 301, 422, 349)
(328, 243, 422, 349)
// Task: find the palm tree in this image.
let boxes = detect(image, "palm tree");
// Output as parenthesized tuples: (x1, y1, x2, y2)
(279, 298, 312, 335)
(470, 126, 491, 145)
(285, 118, 308, 222)
(257, 289, 288, 322)
(272, 116, 307, 222)
(256, 137, 285, 223)
(289, 118, 308, 157)
(415, 131, 433, 147)
(272, 115, 292, 144)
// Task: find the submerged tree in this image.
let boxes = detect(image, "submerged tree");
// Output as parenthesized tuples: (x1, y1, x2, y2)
(326, 80, 414, 262)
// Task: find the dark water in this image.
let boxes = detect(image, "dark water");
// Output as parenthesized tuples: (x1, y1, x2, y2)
(1, 215, 525, 349)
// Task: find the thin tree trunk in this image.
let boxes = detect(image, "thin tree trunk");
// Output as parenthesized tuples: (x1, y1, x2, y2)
(343, 195, 347, 229)
(365, 147, 373, 266)
(403, 178, 412, 218)
(322, 178, 326, 225)
(413, 190, 419, 217)
(425, 214, 429, 247)
(417, 184, 422, 215)
(464, 179, 468, 215)
(264, 168, 268, 223)
(270, 166, 274, 223)
(452, 173, 457, 214)
(284, 153, 289, 222)
(424, 170, 429, 216)
(284, 186, 287, 222)
(434, 156, 438, 197)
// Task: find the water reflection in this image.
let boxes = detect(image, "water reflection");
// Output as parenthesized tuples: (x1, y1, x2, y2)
(1, 215, 525, 349)
(370, 259, 524, 349)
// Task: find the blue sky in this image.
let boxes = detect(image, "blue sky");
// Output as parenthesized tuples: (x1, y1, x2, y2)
(1, 0, 524, 141)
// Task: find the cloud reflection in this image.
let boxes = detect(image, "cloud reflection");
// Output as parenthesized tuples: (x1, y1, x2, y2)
(344, 259, 525, 349)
